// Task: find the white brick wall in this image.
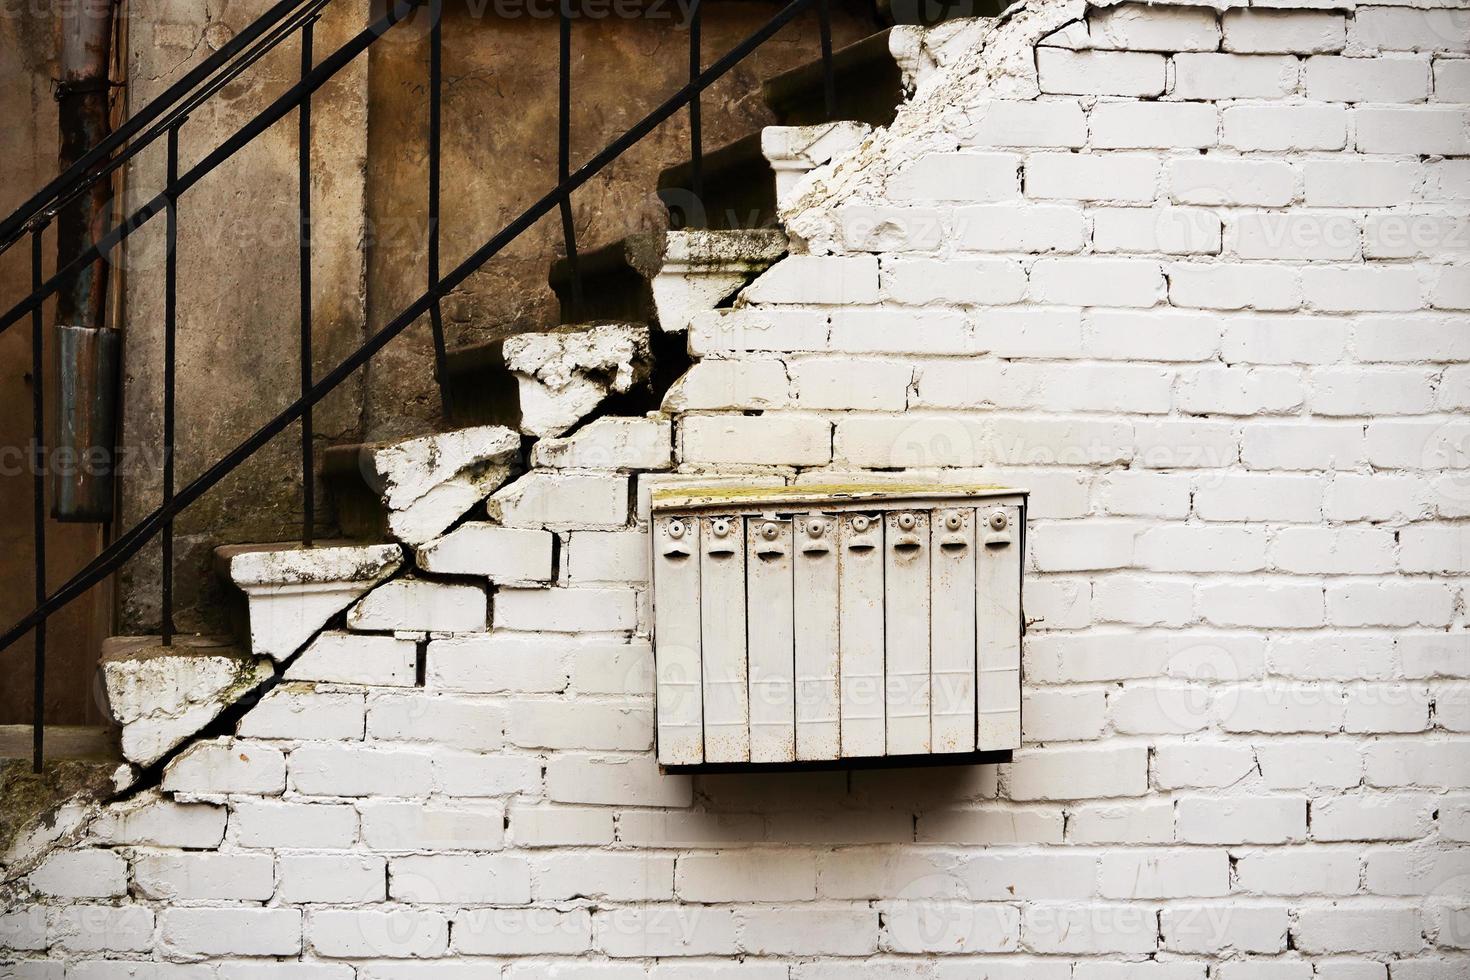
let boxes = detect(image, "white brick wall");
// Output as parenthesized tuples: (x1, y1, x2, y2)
(8, 2, 1470, 977)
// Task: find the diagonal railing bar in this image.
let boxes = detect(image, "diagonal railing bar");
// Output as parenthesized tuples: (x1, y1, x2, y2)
(0, 0, 421, 338)
(0, 0, 316, 253)
(0, 0, 821, 660)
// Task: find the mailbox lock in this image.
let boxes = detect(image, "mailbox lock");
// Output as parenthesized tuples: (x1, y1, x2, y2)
(668, 519, 687, 539)
(897, 513, 916, 531)
(761, 521, 780, 541)
(851, 515, 871, 532)
(806, 519, 826, 539)
(988, 510, 1008, 532)
(711, 518, 731, 537)
(944, 512, 963, 531)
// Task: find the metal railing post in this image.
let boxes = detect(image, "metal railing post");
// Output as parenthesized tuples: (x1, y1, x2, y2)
(818, 0, 835, 120)
(688, 0, 704, 228)
(427, 0, 453, 418)
(558, 0, 583, 307)
(30, 228, 47, 772)
(299, 20, 316, 546)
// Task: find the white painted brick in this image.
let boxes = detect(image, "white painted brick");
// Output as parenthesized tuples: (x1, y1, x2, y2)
(1021, 903, 1159, 954)
(230, 800, 358, 849)
(306, 909, 447, 958)
(416, 524, 554, 583)
(1109, 681, 1212, 734)
(91, 796, 226, 848)
(277, 854, 386, 903)
(135, 852, 275, 901)
(1026, 153, 1159, 203)
(532, 416, 672, 471)
(1004, 745, 1150, 801)
(49, 906, 155, 953)
(1271, 526, 1395, 574)
(289, 745, 434, 797)
(1135, 419, 1239, 469)
(1172, 54, 1301, 99)
(1155, 741, 1255, 789)
(1304, 266, 1424, 314)
(840, 203, 947, 252)
(284, 632, 417, 687)
(495, 586, 637, 633)
(973, 309, 1084, 357)
(509, 804, 614, 847)
(888, 152, 1020, 202)
(743, 906, 879, 956)
(1135, 524, 1267, 572)
(509, 698, 651, 751)
(1092, 207, 1221, 255)
(1268, 634, 1395, 682)
(824, 308, 967, 353)
(1304, 159, 1423, 208)
(27, 850, 127, 899)
(1242, 422, 1364, 470)
(366, 693, 506, 751)
(816, 847, 961, 899)
(162, 738, 286, 797)
(1170, 158, 1297, 208)
(1199, 582, 1325, 628)
(676, 850, 816, 901)
(957, 99, 1088, 149)
(1366, 841, 1470, 892)
(1230, 211, 1359, 261)
(597, 905, 738, 957)
(1294, 906, 1424, 954)
(1223, 9, 1346, 53)
(490, 472, 630, 530)
(389, 854, 531, 903)
(743, 255, 879, 305)
(570, 637, 653, 694)
(1305, 54, 1432, 102)
(1161, 904, 1289, 954)
(1328, 581, 1456, 627)
(1089, 3, 1221, 52)
(1068, 801, 1175, 843)
(1178, 365, 1305, 414)
(1365, 419, 1470, 469)
(1435, 57, 1470, 101)
(1090, 102, 1219, 149)
(161, 908, 301, 958)
(1029, 520, 1139, 571)
(348, 578, 486, 633)
(1169, 262, 1302, 311)
(1351, 8, 1470, 53)
(567, 530, 648, 585)
(1025, 577, 1092, 630)
(237, 687, 365, 741)
(880, 902, 1016, 954)
(1221, 315, 1348, 364)
(882, 256, 1026, 305)
(1177, 796, 1307, 843)
(1370, 213, 1470, 261)
(1234, 848, 1361, 895)
(1097, 472, 1193, 518)
(545, 752, 692, 806)
(790, 358, 914, 411)
(1023, 687, 1107, 741)
(955, 203, 1087, 253)
(1029, 257, 1163, 307)
(1092, 575, 1194, 626)
(1311, 794, 1435, 841)
(679, 414, 832, 466)
(1312, 366, 1437, 415)
(1257, 738, 1362, 790)
(1366, 740, 1470, 788)
(665, 358, 790, 410)
(359, 800, 505, 851)
(1326, 474, 1429, 522)
(427, 632, 571, 693)
(455, 907, 593, 955)
(432, 751, 541, 797)
(0, 911, 46, 955)
(615, 808, 764, 847)
(916, 806, 1065, 844)
(1215, 965, 1312, 980)
(1356, 107, 1470, 155)
(1400, 525, 1470, 573)
(1075, 966, 1206, 980)
(1432, 265, 1470, 310)
(1400, 632, 1470, 680)
(914, 361, 1173, 413)
(1038, 49, 1166, 97)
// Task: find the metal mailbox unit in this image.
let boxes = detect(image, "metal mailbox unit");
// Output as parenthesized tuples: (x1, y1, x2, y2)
(650, 484, 1027, 772)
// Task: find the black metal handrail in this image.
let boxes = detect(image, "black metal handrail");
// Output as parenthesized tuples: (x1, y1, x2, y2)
(3, 0, 836, 770)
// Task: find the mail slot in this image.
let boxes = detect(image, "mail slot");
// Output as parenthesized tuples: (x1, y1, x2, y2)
(650, 484, 1026, 770)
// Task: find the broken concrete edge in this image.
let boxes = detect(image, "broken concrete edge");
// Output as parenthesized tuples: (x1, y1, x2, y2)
(503, 323, 655, 439)
(0, 761, 130, 884)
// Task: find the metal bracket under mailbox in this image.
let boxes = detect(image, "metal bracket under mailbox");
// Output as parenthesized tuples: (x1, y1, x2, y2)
(649, 485, 1027, 773)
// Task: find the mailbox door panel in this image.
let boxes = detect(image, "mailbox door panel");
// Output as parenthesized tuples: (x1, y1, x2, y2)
(794, 513, 840, 761)
(838, 513, 885, 758)
(884, 510, 932, 756)
(653, 516, 703, 765)
(977, 503, 1022, 751)
(700, 516, 749, 763)
(747, 517, 796, 763)
(931, 507, 978, 753)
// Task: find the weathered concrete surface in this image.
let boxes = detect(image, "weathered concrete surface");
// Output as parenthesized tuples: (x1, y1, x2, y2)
(505, 323, 653, 437)
(0, 0, 108, 726)
(100, 636, 272, 767)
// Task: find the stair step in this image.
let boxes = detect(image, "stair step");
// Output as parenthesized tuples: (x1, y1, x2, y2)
(657, 132, 775, 232)
(0, 725, 119, 762)
(549, 234, 666, 324)
(763, 28, 905, 127)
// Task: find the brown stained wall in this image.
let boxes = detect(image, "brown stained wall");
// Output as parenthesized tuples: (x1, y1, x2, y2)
(97, 0, 872, 639)
(0, 5, 108, 725)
